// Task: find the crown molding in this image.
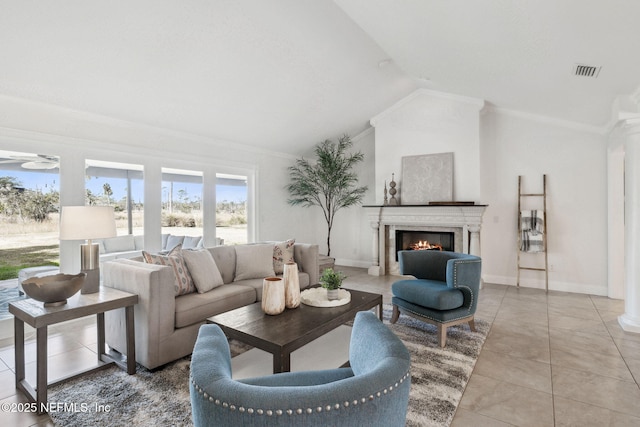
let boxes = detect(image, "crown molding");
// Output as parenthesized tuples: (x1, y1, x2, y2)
(370, 88, 485, 127)
(484, 105, 608, 135)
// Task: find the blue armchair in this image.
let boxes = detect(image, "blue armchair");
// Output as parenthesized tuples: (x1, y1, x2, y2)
(391, 250, 482, 347)
(190, 311, 411, 426)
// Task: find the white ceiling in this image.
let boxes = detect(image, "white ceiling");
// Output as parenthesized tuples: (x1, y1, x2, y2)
(1, 1, 639, 155)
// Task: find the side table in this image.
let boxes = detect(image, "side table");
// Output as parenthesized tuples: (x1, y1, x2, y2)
(9, 286, 138, 414)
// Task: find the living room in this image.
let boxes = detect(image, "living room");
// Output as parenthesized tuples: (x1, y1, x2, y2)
(1, 1, 640, 426)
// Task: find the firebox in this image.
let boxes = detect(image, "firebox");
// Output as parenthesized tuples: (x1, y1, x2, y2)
(395, 230, 455, 260)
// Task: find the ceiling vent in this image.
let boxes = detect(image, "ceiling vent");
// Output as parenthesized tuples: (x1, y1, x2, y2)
(573, 64, 601, 78)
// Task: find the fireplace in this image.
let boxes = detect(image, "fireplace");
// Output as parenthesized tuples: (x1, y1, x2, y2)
(395, 230, 454, 260)
(363, 204, 487, 276)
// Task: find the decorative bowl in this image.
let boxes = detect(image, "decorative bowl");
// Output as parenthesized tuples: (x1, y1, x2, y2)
(21, 273, 86, 307)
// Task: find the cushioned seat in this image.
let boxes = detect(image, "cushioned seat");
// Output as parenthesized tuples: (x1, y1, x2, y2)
(391, 250, 481, 347)
(189, 311, 411, 426)
(392, 279, 464, 310)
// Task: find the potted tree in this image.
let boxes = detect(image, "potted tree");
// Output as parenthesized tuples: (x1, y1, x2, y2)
(319, 268, 346, 300)
(286, 135, 367, 257)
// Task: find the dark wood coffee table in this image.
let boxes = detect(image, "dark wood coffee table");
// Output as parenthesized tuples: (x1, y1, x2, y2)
(207, 287, 382, 374)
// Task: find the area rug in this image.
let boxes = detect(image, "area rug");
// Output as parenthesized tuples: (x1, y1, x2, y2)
(48, 306, 489, 426)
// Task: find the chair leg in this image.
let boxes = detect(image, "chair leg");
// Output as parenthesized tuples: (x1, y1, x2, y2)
(468, 318, 476, 332)
(438, 324, 447, 348)
(390, 304, 400, 324)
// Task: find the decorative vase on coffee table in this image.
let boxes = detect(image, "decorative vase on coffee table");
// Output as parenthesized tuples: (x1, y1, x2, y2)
(327, 288, 340, 301)
(283, 262, 300, 309)
(262, 277, 285, 315)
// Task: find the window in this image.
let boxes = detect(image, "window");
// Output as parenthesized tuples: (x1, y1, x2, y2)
(162, 168, 203, 238)
(216, 173, 247, 245)
(86, 159, 144, 236)
(0, 150, 60, 279)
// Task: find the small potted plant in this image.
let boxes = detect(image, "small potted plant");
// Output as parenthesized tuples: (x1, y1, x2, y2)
(319, 268, 346, 300)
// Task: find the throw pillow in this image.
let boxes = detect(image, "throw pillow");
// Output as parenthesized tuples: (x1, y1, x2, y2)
(234, 244, 275, 281)
(165, 235, 185, 252)
(182, 249, 224, 293)
(142, 245, 196, 296)
(273, 239, 295, 274)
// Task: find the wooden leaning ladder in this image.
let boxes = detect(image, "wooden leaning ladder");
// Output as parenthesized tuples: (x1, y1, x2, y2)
(516, 174, 549, 292)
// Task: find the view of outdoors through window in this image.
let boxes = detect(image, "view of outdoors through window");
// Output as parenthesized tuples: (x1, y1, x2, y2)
(0, 152, 249, 283)
(0, 150, 60, 281)
(162, 168, 203, 239)
(216, 173, 248, 245)
(87, 159, 144, 236)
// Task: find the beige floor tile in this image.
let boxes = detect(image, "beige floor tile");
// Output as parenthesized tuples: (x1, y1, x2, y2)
(494, 306, 549, 327)
(548, 313, 610, 336)
(472, 349, 552, 393)
(459, 374, 554, 427)
(554, 396, 640, 427)
(625, 357, 640, 384)
(489, 317, 550, 340)
(613, 335, 640, 361)
(547, 292, 595, 310)
(550, 346, 634, 382)
(598, 309, 624, 323)
(590, 296, 625, 313)
(483, 331, 550, 364)
(451, 407, 515, 426)
(0, 369, 16, 400)
(24, 347, 98, 385)
(547, 304, 600, 321)
(0, 334, 86, 370)
(605, 318, 640, 343)
(549, 327, 619, 356)
(552, 366, 640, 418)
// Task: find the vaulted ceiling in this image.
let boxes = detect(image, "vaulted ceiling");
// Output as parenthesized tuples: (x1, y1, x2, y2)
(1, 1, 638, 155)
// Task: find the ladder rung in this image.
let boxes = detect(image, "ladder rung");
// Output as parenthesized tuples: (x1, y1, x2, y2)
(518, 267, 546, 271)
(520, 193, 545, 197)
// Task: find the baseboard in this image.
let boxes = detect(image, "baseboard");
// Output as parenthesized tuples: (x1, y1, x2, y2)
(483, 274, 609, 297)
(334, 258, 371, 269)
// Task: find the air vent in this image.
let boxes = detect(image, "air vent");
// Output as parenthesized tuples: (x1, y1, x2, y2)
(573, 64, 601, 78)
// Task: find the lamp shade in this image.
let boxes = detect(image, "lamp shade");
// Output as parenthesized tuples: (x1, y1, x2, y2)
(59, 206, 117, 240)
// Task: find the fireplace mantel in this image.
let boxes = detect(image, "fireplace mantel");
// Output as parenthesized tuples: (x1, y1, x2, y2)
(363, 204, 487, 275)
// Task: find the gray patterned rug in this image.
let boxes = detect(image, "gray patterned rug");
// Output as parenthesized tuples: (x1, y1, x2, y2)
(48, 306, 489, 426)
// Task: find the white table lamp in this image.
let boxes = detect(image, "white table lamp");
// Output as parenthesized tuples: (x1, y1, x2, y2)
(60, 206, 117, 294)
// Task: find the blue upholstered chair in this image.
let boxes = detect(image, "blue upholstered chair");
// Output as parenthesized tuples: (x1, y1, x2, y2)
(190, 311, 411, 426)
(391, 250, 482, 347)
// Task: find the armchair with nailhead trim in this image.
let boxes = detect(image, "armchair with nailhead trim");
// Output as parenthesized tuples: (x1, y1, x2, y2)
(391, 250, 482, 347)
(189, 311, 411, 426)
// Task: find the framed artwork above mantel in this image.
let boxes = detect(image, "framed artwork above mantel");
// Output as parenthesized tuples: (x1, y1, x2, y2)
(401, 152, 454, 205)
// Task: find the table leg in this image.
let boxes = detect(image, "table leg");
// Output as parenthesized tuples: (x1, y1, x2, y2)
(36, 326, 47, 415)
(378, 302, 383, 321)
(274, 352, 291, 374)
(97, 312, 105, 361)
(14, 318, 24, 388)
(125, 305, 136, 374)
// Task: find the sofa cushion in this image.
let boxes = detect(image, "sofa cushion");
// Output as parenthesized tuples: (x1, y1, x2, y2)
(134, 235, 144, 250)
(174, 284, 256, 328)
(103, 234, 136, 253)
(166, 235, 185, 252)
(234, 244, 275, 281)
(142, 246, 196, 296)
(182, 249, 224, 293)
(183, 236, 202, 250)
(273, 239, 295, 274)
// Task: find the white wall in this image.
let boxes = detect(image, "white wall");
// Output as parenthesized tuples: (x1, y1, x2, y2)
(480, 110, 608, 294)
(350, 89, 610, 295)
(371, 89, 485, 204)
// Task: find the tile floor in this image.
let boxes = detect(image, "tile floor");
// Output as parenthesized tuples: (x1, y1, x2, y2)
(1, 267, 639, 426)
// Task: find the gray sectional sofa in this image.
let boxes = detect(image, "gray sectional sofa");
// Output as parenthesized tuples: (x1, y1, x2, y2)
(103, 242, 319, 369)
